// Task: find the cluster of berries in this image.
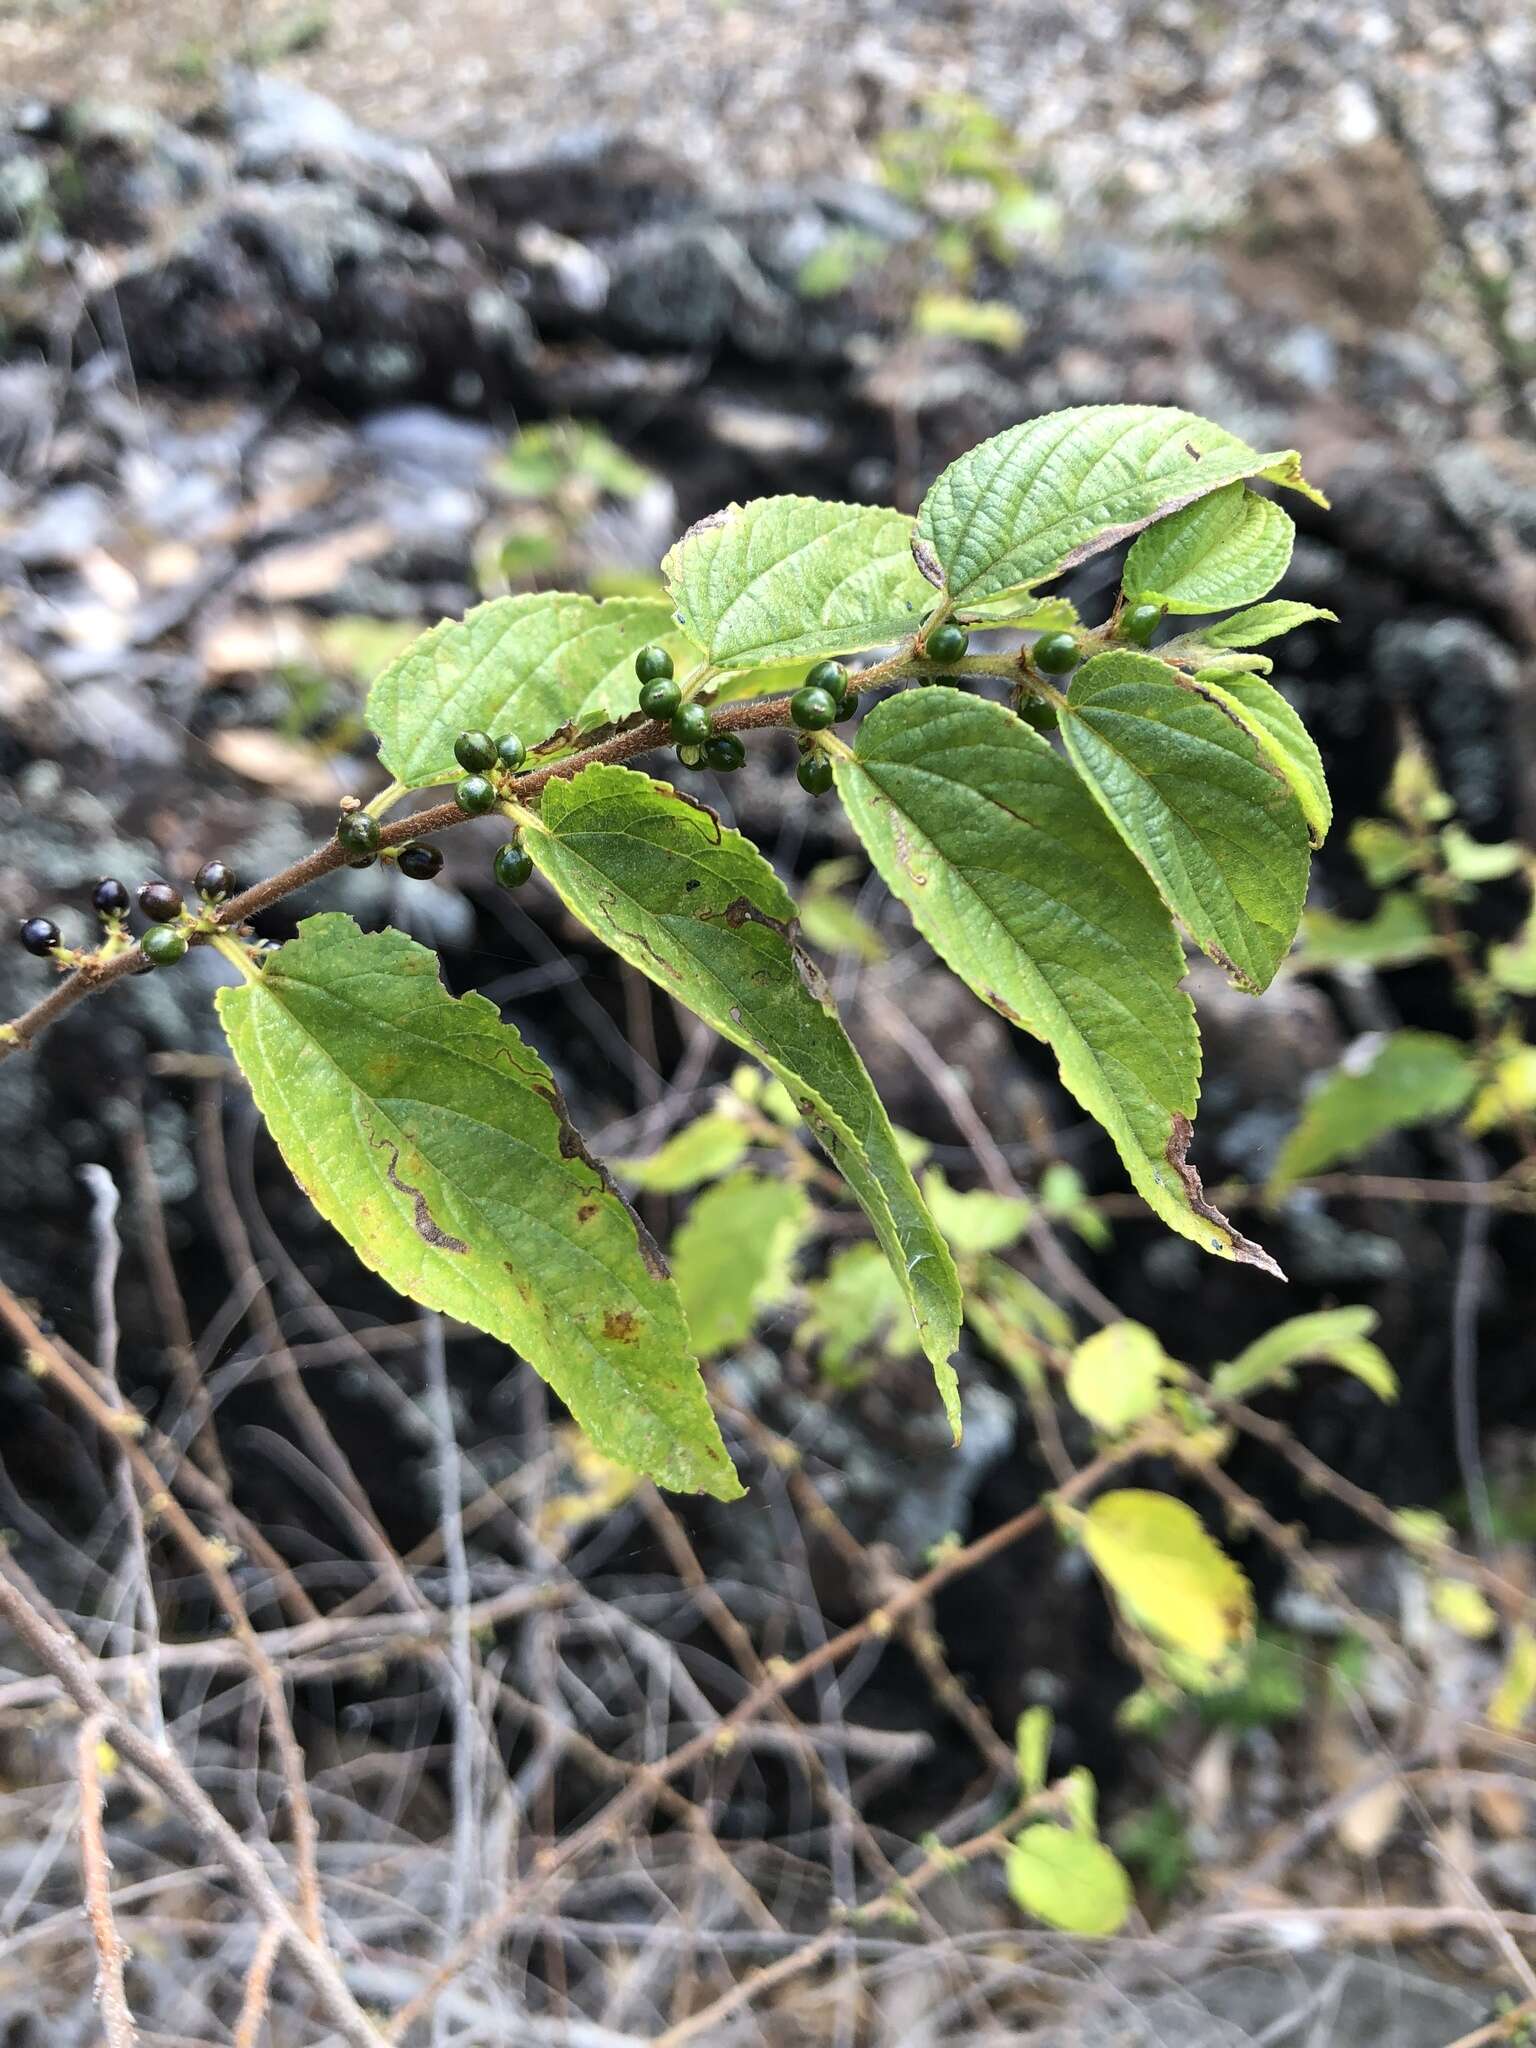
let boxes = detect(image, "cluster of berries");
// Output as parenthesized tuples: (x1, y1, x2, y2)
(333, 726, 534, 893)
(633, 646, 870, 795)
(16, 861, 238, 969)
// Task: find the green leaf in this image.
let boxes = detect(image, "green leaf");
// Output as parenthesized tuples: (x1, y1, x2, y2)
(1295, 893, 1441, 971)
(215, 915, 740, 1499)
(522, 764, 963, 1424)
(1188, 672, 1331, 847)
(1066, 1322, 1171, 1434)
(966, 1258, 1075, 1361)
(614, 1112, 751, 1192)
(661, 496, 933, 669)
(914, 405, 1325, 612)
(1060, 650, 1311, 994)
(1439, 824, 1526, 884)
(1210, 1307, 1397, 1404)
(671, 1171, 810, 1358)
(1016, 1705, 1052, 1796)
(798, 859, 888, 964)
(921, 1166, 1033, 1256)
(1164, 600, 1336, 655)
(1080, 1489, 1255, 1665)
(367, 594, 691, 788)
(1123, 483, 1294, 614)
(837, 689, 1281, 1275)
(1006, 1825, 1132, 1937)
(1348, 820, 1421, 888)
(1268, 1030, 1477, 1196)
(1431, 1578, 1498, 1640)
(798, 1242, 921, 1379)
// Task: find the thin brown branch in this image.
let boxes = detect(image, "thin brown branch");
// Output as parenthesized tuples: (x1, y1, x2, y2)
(77, 1712, 138, 2048)
(232, 1923, 286, 2048)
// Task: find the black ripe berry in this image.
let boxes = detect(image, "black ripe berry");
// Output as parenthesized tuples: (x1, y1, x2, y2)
(19, 916, 60, 957)
(456, 775, 498, 816)
(142, 925, 188, 967)
(671, 702, 712, 747)
(336, 811, 381, 859)
(702, 732, 745, 773)
(634, 644, 674, 685)
(138, 880, 184, 923)
(1120, 600, 1164, 647)
(925, 622, 969, 663)
(454, 730, 498, 773)
(790, 685, 839, 731)
(397, 842, 444, 882)
(640, 676, 682, 721)
(493, 838, 534, 890)
(194, 859, 237, 903)
(1032, 631, 1080, 675)
(797, 755, 834, 796)
(495, 733, 526, 773)
(92, 878, 131, 920)
(804, 659, 848, 700)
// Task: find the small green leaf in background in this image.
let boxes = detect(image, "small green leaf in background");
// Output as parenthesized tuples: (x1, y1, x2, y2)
(494, 419, 653, 502)
(1122, 483, 1294, 615)
(798, 1242, 922, 1381)
(915, 404, 1324, 613)
(1491, 898, 1536, 995)
(1061, 651, 1311, 994)
(661, 496, 933, 668)
(1431, 1577, 1498, 1640)
(1490, 1627, 1536, 1733)
(838, 689, 1281, 1275)
(1066, 1322, 1172, 1434)
(523, 765, 963, 1425)
(614, 1112, 751, 1193)
(367, 593, 691, 787)
(798, 858, 888, 964)
(1061, 1767, 1098, 1834)
(1016, 1705, 1053, 1796)
(1210, 1306, 1396, 1404)
(1081, 1490, 1254, 1665)
(965, 1258, 1076, 1361)
(1294, 894, 1441, 972)
(1163, 600, 1337, 655)
(1006, 1824, 1132, 1936)
(672, 1172, 810, 1358)
(911, 291, 1028, 351)
(1438, 825, 1526, 884)
(1268, 1030, 1476, 1196)
(922, 1167, 1033, 1257)
(1190, 672, 1331, 847)
(1348, 819, 1422, 888)
(216, 915, 739, 1499)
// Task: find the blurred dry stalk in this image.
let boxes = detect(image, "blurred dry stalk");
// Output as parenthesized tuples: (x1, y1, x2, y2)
(0, 1055, 1533, 2047)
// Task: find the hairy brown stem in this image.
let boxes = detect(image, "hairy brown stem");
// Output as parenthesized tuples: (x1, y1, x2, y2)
(77, 1713, 139, 2048)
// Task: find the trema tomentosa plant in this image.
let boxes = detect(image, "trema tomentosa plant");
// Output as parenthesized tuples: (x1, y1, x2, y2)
(7, 404, 1336, 1501)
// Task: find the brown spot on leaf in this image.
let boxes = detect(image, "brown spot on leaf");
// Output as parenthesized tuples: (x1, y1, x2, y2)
(369, 1134, 469, 1254)
(910, 532, 945, 588)
(602, 1309, 640, 1343)
(576, 1202, 599, 1223)
(1164, 1113, 1285, 1279)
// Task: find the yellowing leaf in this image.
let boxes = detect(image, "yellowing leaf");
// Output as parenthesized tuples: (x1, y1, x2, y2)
(1490, 1627, 1536, 1732)
(671, 1172, 810, 1358)
(1006, 1824, 1131, 1936)
(1210, 1307, 1396, 1405)
(1066, 1323, 1170, 1434)
(1081, 1490, 1254, 1665)
(1431, 1577, 1498, 1640)
(1016, 1705, 1052, 1796)
(614, 1112, 750, 1192)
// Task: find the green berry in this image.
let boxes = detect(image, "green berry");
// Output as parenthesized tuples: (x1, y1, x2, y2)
(804, 659, 848, 699)
(137, 880, 184, 923)
(142, 925, 188, 967)
(640, 676, 682, 721)
(19, 916, 60, 957)
(456, 775, 498, 816)
(702, 732, 746, 773)
(396, 843, 443, 881)
(1019, 698, 1060, 733)
(675, 743, 705, 769)
(493, 839, 534, 890)
(671, 702, 712, 747)
(453, 729, 498, 772)
(1032, 631, 1080, 675)
(194, 859, 236, 902)
(634, 644, 674, 685)
(797, 755, 834, 796)
(790, 685, 839, 731)
(1120, 600, 1164, 647)
(495, 733, 527, 773)
(336, 811, 381, 858)
(925, 621, 969, 663)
